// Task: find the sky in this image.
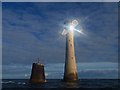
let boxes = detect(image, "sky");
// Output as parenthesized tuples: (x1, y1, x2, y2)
(1, 0, 119, 2)
(2, 2, 118, 79)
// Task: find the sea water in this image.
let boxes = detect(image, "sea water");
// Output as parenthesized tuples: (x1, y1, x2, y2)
(1, 79, 119, 90)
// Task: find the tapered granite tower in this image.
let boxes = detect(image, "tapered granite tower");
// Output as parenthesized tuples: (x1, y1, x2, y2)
(29, 59, 46, 84)
(63, 20, 78, 82)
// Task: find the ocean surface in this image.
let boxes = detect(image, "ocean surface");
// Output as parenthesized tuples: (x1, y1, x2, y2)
(1, 79, 120, 90)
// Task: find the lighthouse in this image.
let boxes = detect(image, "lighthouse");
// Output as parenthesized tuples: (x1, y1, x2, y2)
(63, 20, 78, 82)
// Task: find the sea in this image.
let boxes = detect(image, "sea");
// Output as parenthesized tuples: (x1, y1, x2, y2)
(1, 79, 120, 90)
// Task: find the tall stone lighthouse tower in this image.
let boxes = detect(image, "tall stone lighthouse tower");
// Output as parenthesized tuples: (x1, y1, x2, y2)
(63, 20, 78, 82)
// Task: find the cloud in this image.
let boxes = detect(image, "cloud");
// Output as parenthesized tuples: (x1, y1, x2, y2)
(2, 3, 118, 79)
(2, 0, 119, 2)
(2, 62, 118, 79)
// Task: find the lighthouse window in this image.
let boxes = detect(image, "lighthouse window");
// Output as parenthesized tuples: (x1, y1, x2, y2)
(70, 44, 72, 47)
(69, 40, 70, 42)
(71, 57, 73, 59)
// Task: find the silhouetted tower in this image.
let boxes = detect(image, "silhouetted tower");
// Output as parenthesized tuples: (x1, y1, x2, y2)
(29, 58, 46, 83)
(63, 20, 78, 82)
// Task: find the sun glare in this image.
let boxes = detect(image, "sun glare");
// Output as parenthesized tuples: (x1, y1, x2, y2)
(62, 19, 85, 36)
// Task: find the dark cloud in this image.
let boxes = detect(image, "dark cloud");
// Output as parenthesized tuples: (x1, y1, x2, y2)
(2, 62, 118, 79)
(2, 2, 118, 78)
